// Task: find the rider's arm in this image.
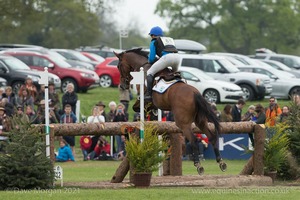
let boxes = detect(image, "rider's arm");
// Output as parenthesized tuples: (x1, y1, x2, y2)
(148, 40, 157, 64)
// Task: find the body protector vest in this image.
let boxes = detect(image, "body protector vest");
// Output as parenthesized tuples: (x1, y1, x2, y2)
(154, 37, 178, 57)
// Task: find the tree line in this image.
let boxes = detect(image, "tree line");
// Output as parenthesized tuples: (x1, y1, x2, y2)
(2, 0, 300, 55)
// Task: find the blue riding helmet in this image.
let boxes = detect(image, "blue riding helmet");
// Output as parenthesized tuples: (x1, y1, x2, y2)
(149, 26, 163, 36)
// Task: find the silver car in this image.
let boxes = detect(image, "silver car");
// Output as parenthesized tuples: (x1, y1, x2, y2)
(238, 65, 300, 99)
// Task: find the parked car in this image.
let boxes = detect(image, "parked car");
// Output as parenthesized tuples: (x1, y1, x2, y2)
(2, 47, 94, 71)
(76, 46, 120, 58)
(179, 67, 244, 103)
(0, 43, 42, 51)
(94, 57, 120, 88)
(209, 52, 297, 78)
(254, 53, 300, 69)
(178, 54, 272, 100)
(0, 54, 61, 93)
(259, 59, 300, 78)
(250, 59, 296, 78)
(0, 77, 7, 87)
(237, 65, 300, 99)
(2, 51, 99, 93)
(209, 52, 261, 66)
(52, 49, 100, 67)
(80, 52, 105, 63)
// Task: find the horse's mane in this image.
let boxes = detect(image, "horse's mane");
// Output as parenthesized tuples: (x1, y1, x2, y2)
(122, 48, 149, 59)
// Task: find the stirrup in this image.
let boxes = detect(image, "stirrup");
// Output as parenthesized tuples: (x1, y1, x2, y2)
(144, 95, 152, 100)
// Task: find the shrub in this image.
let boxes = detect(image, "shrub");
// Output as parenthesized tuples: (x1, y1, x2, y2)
(125, 123, 168, 173)
(0, 115, 54, 190)
(274, 98, 300, 179)
(264, 124, 289, 173)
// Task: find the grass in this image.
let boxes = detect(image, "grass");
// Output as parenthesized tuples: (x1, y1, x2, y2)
(1, 187, 299, 200)
(53, 160, 248, 182)
(0, 160, 299, 200)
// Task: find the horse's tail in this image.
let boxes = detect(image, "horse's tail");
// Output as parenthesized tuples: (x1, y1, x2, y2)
(194, 92, 220, 136)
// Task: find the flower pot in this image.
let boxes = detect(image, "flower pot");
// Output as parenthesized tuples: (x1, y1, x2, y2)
(264, 171, 277, 183)
(132, 172, 152, 188)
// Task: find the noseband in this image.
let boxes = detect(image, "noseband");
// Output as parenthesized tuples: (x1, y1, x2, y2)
(121, 61, 149, 85)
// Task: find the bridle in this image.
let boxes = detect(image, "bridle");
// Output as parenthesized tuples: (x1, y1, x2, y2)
(119, 60, 149, 86)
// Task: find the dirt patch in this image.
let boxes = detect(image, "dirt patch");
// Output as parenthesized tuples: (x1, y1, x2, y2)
(62, 175, 274, 189)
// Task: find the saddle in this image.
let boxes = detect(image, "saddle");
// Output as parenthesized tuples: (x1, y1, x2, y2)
(155, 68, 182, 82)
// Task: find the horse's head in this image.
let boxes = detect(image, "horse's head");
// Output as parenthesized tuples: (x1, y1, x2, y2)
(114, 51, 133, 90)
(114, 48, 150, 90)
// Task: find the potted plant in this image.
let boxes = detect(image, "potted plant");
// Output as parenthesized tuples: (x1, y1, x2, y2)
(125, 124, 168, 187)
(264, 124, 289, 182)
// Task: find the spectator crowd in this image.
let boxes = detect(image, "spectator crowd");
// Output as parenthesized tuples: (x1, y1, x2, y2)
(0, 76, 295, 162)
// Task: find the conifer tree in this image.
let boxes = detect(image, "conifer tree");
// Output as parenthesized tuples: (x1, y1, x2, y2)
(0, 115, 54, 190)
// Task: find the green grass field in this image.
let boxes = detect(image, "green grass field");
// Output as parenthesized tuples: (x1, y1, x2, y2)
(1, 160, 299, 200)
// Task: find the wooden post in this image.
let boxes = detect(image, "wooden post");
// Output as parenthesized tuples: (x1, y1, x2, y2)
(240, 156, 254, 175)
(50, 125, 55, 163)
(163, 159, 170, 176)
(169, 133, 182, 176)
(111, 157, 130, 183)
(253, 124, 265, 175)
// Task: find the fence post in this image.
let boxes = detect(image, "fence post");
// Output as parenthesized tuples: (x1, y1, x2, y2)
(169, 133, 182, 175)
(253, 124, 265, 175)
(50, 125, 55, 163)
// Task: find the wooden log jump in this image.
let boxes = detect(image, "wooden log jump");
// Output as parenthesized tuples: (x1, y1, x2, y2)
(47, 121, 255, 136)
(44, 121, 264, 183)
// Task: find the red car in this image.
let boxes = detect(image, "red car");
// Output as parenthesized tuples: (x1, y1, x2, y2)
(3, 51, 99, 93)
(94, 57, 120, 88)
(80, 52, 105, 63)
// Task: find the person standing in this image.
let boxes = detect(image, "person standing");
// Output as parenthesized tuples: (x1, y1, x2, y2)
(60, 104, 77, 157)
(16, 88, 34, 112)
(95, 101, 106, 121)
(113, 103, 128, 157)
(87, 106, 106, 159)
(118, 85, 130, 113)
(62, 83, 77, 114)
(144, 26, 180, 100)
(106, 101, 117, 123)
(231, 99, 246, 122)
(278, 105, 289, 123)
(2, 86, 17, 108)
(220, 104, 233, 122)
(242, 105, 256, 121)
(248, 104, 266, 146)
(265, 96, 282, 127)
(18, 76, 38, 101)
(33, 100, 58, 124)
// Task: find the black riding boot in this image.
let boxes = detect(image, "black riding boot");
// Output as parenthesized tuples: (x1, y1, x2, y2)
(145, 75, 154, 100)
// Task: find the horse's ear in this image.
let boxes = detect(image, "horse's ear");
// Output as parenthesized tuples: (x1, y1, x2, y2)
(114, 51, 120, 59)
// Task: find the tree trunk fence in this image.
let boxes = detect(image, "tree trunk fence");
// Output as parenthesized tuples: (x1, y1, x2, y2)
(43, 121, 265, 183)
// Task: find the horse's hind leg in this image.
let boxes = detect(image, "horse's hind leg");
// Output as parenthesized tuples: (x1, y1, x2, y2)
(207, 132, 227, 172)
(182, 126, 204, 175)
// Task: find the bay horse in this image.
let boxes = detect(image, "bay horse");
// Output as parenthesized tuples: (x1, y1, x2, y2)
(114, 48, 226, 174)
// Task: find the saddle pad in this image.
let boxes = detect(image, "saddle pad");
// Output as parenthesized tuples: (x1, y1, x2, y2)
(153, 79, 181, 94)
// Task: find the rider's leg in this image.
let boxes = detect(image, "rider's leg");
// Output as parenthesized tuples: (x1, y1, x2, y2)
(145, 74, 154, 100)
(167, 53, 181, 72)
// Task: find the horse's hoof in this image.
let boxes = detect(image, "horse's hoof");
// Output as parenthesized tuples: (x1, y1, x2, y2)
(219, 162, 227, 172)
(197, 166, 204, 175)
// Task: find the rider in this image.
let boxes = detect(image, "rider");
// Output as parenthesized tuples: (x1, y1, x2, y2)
(145, 26, 180, 100)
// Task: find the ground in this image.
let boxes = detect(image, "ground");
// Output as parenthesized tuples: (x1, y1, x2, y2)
(63, 175, 279, 189)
